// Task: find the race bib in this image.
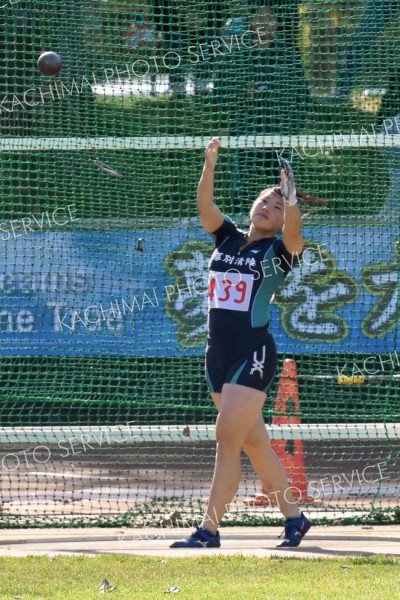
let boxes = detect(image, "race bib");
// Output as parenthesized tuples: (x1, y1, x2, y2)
(208, 270, 253, 311)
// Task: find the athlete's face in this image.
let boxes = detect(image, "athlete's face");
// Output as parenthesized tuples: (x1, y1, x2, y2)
(250, 191, 284, 234)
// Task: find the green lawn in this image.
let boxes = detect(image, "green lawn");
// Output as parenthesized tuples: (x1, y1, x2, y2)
(0, 555, 399, 599)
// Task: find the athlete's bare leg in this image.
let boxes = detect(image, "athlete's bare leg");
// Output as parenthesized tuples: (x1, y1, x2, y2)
(209, 391, 301, 523)
(242, 415, 301, 518)
(201, 383, 265, 534)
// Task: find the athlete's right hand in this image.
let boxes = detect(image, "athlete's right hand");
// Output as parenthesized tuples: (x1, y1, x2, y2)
(204, 137, 220, 169)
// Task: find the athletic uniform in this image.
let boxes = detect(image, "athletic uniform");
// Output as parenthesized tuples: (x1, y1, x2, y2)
(206, 215, 299, 393)
(170, 214, 313, 551)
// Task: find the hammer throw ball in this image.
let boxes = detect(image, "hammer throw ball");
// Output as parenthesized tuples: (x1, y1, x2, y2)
(37, 51, 63, 77)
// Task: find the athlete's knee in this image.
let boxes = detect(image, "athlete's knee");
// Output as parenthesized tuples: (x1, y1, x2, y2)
(243, 432, 270, 454)
(215, 421, 247, 448)
(243, 420, 270, 449)
(215, 439, 243, 461)
(215, 426, 242, 446)
(243, 435, 263, 453)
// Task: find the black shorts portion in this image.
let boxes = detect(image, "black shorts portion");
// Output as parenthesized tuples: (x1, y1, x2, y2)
(205, 332, 277, 394)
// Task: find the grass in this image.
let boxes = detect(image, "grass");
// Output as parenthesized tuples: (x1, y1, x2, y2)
(0, 555, 399, 599)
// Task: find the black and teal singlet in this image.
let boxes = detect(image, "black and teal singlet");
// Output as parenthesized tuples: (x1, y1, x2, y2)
(205, 216, 299, 393)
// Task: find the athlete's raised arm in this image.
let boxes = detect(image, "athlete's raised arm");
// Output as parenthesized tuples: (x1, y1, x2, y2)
(280, 160, 303, 256)
(197, 137, 224, 233)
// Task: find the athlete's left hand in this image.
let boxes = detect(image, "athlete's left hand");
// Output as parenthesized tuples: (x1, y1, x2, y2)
(280, 160, 297, 207)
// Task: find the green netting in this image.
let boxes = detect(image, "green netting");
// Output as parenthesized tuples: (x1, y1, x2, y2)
(0, 0, 399, 529)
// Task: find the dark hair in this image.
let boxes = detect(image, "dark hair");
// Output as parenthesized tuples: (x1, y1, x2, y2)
(255, 186, 329, 207)
(256, 186, 282, 201)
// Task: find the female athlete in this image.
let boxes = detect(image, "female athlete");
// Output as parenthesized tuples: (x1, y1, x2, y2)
(171, 137, 312, 549)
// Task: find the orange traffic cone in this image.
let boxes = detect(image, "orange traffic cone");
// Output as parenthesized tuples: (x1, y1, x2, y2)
(246, 358, 315, 506)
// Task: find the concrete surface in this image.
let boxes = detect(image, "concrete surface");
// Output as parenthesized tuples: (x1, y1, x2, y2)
(0, 525, 399, 559)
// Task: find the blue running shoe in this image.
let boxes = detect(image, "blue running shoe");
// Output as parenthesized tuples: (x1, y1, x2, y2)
(170, 526, 221, 548)
(276, 512, 312, 548)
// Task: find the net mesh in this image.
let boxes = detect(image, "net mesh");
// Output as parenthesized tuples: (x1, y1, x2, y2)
(0, 0, 399, 528)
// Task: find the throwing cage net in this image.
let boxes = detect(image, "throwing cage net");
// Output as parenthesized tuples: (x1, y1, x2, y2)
(0, 0, 399, 528)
